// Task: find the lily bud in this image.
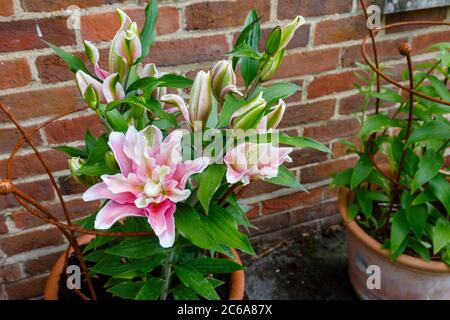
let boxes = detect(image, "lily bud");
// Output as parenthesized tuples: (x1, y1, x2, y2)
(69, 157, 96, 187)
(109, 9, 133, 77)
(76, 70, 105, 103)
(84, 41, 110, 80)
(160, 94, 191, 125)
(259, 49, 284, 82)
(115, 22, 142, 66)
(189, 71, 213, 127)
(142, 63, 167, 102)
(211, 60, 240, 104)
(84, 85, 100, 111)
(266, 99, 286, 129)
(105, 151, 119, 171)
(279, 16, 305, 50)
(231, 91, 267, 130)
(102, 73, 125, 103)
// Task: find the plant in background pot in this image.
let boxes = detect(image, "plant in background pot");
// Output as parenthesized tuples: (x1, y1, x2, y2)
(332, 40, 450, 299)
(36, 1, 329, 300)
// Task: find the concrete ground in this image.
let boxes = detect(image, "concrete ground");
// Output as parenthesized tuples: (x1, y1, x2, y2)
(243, 226, 358, 300)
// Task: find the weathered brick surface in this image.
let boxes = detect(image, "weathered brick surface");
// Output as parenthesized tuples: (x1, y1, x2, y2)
(385, 8, 448, 33)
(0, 0, 448, 300)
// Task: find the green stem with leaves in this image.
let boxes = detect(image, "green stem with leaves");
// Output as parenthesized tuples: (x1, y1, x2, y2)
(159, 246, 175, 300)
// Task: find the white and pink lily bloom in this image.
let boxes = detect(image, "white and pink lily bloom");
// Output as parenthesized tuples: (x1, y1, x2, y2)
(83, 125, 210, 248)
(224, 142, 292, 185)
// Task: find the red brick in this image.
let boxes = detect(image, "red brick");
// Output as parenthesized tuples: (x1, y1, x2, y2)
(342, 37, 408, 68)
(4, 275, 47, 299)
(385, 8, 448, 34)
(0, 264, 22, 284)
(290, 200, 338, 225)
(0, 0, 14, 16)
(145, 35, 229, 67)
(21, 0, 125, 12)
(81, 7, 179, 43)
(280, 99, 335, 127)
(185, 0, 270, 30)
(281, 80, 304, 104)
(239, 179, 285, 198)
(24, 251, 62, 276)
(0, 180, 55, 210)
(246, 204, 260, 219)
(315, 15, 366, 45)
(58, 174, 89, 196)
(412, 31, 450, 54)
(304, 118, 360, 143)
(0, 228, 64, 256)
(339, 94, 376, 115)
(0, 18, 76, 53)
(301, 157, 357, 184)
(273, 48, 340, 79)
(0, 215, 7, 234)
(262, 187, 323, 214)
(286, 148, 329, 168)
(278, 0, 352, 19)
(44, 115, 104, 145)
(308, 71, 359, 99)
(0, 59, 32, 90)
(0, 126, 42, 155)
(0, 87, 84, 123)
(36, 52, 87, 84)
(332, 135, 361, 158)
(11, 198, 99, 230)
(250, 212, 290, 236)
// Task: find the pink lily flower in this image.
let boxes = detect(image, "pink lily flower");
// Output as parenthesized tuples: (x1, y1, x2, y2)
(224, 142, 292, 185)
(83, 125, 210, 247)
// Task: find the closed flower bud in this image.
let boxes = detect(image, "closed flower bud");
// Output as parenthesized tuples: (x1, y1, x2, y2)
(266, 99, 286, 129)
(279, 16, 305, 50)
(69, 157, 96, 187)
(105, 151, 119, 171)
(102, 73, 125, 103)
(142, 63, 167, 102)
(190, 71, 213, 128)
(231, 91, 267, 130)
(109, 9, 133, 78)
(259, 49, 285, 82)
(76, 70, 105, 103)
(211, 60, 240, 104)
(115, 22, 142, 66)
(84, 41, 110, 80)
(84, 85, 100, 111)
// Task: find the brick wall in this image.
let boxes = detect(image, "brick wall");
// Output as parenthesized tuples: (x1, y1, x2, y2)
(0, 0, 449, 299)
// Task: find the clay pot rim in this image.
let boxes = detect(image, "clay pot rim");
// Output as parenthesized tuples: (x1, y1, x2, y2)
(339, 187, 450, 273)
(45, 235, 245, 300)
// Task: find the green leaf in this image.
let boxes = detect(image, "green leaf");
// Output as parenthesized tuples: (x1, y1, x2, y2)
(412, 189, 438, 206)
(265, 165, 306, 191)
(43, 40, 89, 74)
(351, 155, 372, 189)
(135, 277, 162, 300)
(174, 265, 219, 300)
(186, 257, 244, 274)
(136, 0, 158, 64)
(407, 121, 450, 146)
(53, 146, 87, 158)
(391, 211, 410, 255)
(369, 88, 402, 103)
(172, 285, 199, 300)
(127, 74, 193, 93)
(408, 239, 431, 261)
(432, 218, 450, 254)
(198, 164, 227, 214)
(76, 163, 114, 176)
(91, 255, 163, 277)
(106, 237, 167, 259)
(85, 135, 109, 165)
(356, 189, 373, 217)
(216, 94, 245, 128)
(238, 10, 261, 86)
(228, 42, 262, 60)
(106, 281, 143, 299)
(359, 114, 393, 137)
(331, 168, 353, 188)
(405, 205, 428, 239)
(428, 174, 450, 213)
(232, 11, 261, 69)
(175, 204, 218, 250)
(278, 134, 330, 153)
(427, 75, 450, 101)
(348, 202, 359, 220)
(261, 82, 302, 105)
(412, 149, 443, 193)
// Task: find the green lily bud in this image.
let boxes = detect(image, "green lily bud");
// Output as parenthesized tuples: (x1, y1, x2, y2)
(105, 151, 119, 171)
(266, 99, 286, 129)
(279, 16, 305, 50)
(231, 92, 267, 130)
(259, 49, 285, 82)
(84, 85, 100, 111)
(190, 71, 213, 127)
(69, 157, 96, 187)
(265, 26, 282, 56)
(211, 60, 240, 104)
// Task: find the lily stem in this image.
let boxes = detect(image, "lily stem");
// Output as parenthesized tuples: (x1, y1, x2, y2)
(160, 247, 175, 300)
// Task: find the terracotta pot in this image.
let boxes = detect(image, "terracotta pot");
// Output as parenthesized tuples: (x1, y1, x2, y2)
(45, 235, 245, 300)
(339, 188, 450, 300)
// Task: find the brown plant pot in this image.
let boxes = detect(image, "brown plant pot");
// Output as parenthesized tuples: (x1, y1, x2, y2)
(339, 188, 450, 300)
(44, 235, 245, 300)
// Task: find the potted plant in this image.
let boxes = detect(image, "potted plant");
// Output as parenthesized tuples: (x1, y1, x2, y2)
(35, 1, 328, 300)
(333, 40, 450, 299)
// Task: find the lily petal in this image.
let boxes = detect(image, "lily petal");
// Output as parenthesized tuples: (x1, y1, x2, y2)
(95, 201, 145, 229)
